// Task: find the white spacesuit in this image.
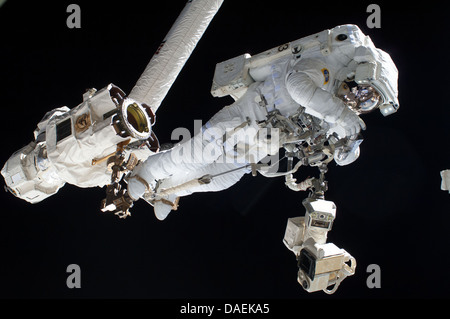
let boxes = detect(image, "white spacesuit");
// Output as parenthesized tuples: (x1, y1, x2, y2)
(127, 24, 400, 220)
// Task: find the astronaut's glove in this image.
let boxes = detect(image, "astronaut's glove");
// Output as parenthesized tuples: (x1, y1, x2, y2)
(334, 137, 362, 166)
(336, 107, 366, 137)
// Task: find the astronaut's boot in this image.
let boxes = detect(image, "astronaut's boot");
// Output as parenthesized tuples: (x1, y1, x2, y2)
(127, 177, 148, 201)
(152, 194, 180, 221)
(127, 161, 157, 201)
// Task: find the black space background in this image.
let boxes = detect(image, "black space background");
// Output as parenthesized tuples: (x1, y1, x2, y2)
(0, 0, 448, 309)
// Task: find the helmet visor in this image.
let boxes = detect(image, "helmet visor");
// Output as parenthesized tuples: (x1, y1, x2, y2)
(338, 82, 381, 114)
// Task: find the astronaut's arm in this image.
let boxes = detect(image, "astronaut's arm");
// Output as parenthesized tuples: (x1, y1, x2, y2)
(285, 61, 363, 136)
(286, 70, 344, 123)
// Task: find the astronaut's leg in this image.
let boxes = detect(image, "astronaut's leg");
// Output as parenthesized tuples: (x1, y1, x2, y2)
(175, 161, 251, 196)
(127, 88, 267, 201)
(145, 132, 276, 220)
(127, 123, 231, 200)
(149, 160, 250, 220)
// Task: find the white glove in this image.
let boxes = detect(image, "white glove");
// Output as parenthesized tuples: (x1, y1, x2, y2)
(336, 107, 366, 136)
(334, 139, 362, 166)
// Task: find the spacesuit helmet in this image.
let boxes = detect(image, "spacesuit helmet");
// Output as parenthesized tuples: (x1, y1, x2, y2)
(329, 25, 399, 117)
(337, 80, 381, 115)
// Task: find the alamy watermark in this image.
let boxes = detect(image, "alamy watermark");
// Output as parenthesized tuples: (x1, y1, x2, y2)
(366, 4, 381, 29)
(66, 4, 81, 29)
(66, 264, 81, 288)
(366, 264, 381, 289)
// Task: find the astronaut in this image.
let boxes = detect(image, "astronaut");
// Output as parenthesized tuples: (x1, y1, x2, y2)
(126, 24, 400, 220)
